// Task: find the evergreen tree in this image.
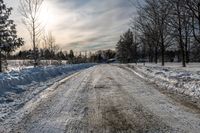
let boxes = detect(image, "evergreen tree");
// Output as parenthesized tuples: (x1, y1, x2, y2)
(68, 50, 74, 63)
(0, 0, 24, 72)
(57, 51, 65, 60)
(116, 29, 134, 63)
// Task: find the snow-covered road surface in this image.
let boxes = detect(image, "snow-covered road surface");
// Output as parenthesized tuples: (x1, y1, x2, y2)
(2, 64, 200, 133)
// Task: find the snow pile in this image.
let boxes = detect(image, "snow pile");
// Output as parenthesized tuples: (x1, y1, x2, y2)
(0, 63, 95, 96)
(7, 60, 68, 71)
(0, 63, 95, 122)
(129, 64, 200, 99)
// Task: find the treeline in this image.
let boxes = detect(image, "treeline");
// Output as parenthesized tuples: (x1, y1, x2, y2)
(10, 49, 116, 64)
(116, 0, 200, 67)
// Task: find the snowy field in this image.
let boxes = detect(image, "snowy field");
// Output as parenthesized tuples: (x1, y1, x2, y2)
(7, 60, 68, 71)
(136, 63, 200, 72)
(128, 63, 200, 100)
(0, 63, 95, 123)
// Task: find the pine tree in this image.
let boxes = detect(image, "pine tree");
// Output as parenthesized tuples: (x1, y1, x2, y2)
(0, 0, 24, 72)
(68, 50, 74, 64)
(116, 29, 134, 63)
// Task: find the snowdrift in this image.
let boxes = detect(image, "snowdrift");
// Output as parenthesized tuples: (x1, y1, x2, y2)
(0, 63, 96, 123)
(0, 64, 95, 96)
(129, 64, 200, 99)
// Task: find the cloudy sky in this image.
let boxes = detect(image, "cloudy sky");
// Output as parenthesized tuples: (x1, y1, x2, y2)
(5, 0, 136, 52)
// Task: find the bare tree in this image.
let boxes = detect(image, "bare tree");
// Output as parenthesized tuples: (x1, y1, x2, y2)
(167, 0, 191, 67)
(44, 32, 57, 53)
(135, 0, 172, 66)
(135, 10, 160, 63)
(42, 32, 59, 64)
(19, 0, 44, 67)
(185, 0, 200, 43)
(124, 0, 198, 66)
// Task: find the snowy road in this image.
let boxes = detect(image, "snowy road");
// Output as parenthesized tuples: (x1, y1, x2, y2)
(3, 64, 200, 133)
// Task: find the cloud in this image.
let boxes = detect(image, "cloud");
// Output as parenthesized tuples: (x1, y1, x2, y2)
(5, 0, 137, 51)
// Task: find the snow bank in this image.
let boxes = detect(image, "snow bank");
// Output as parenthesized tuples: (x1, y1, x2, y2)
(7, 60, 68, 71)
(0, 63, 95, 122)
(128, 64, 200, 99)
(0, 63, 95, 96)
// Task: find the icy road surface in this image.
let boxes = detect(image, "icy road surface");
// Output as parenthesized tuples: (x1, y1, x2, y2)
(2, 64, 200, 133)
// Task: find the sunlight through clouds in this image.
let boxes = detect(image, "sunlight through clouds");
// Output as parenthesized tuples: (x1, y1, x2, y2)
(39, 1, 57, 30)
(5, 0, 136, 51)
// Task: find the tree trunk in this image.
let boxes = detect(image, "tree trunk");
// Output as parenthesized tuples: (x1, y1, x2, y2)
(187, 38, 190, 63)
(148, 45, 151, 62)
(161, 35, 165, 66)
(198, 3, 200, 34)
(185, 41, 189, 63)
(185, 23, 189, 64)
(134, 44, 137, 63)
(180, 43, 186, 67)
(154, 46, 158, 64)
(177, 0, 186, 67)
(33, 21, 37, 67)
(179, 29, 186, 67)
(0, 50, 2, 72)
(179, 34, 186, 67)
(161, 44, 165, 66)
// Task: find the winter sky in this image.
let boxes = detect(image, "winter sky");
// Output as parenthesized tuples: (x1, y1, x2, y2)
(5, 0, 136, 51)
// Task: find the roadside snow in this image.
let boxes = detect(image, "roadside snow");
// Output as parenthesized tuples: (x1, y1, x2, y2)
(0, 63, 95, 122)
(128, 63, 200, 100)
(7, 60, 68, 71)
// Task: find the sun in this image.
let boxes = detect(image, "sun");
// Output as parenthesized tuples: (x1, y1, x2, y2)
(39, 2, 56, 30)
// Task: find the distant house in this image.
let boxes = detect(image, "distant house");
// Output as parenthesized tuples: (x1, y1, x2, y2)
(106, 58, 117, 63)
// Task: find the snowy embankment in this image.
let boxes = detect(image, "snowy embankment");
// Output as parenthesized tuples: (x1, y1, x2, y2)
(0, 63, 95, 122)
(7, 60, 68, 71)
(0, 63, 95, 95)
(128, 63, 200, 99)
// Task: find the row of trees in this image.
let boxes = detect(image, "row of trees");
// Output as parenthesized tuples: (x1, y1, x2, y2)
(11, 49, 116, 64)
(117, 0, 200, 67)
